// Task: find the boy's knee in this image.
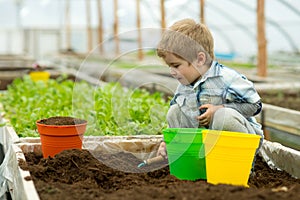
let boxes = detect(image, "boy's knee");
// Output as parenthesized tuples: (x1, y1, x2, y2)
(167, 104, 182, 128)
(167, 104, 180, 122)
(167, 104, 199, 128)
(211, 107, 242, 130)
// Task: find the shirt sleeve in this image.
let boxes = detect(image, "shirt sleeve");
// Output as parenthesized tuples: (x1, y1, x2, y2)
(223, 70, 261, 104)
(224, 100, 262, 118)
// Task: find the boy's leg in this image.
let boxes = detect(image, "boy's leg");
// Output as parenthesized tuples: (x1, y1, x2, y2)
(167, 104, 199, 128)
(211, 107, 257, 134)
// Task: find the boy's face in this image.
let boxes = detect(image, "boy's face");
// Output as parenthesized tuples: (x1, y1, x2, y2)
(163, 52, 201, 85)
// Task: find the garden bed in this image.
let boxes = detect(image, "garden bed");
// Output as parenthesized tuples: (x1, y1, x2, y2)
(1, 119, 300, 200)
(19, 148, 300, 200)
(259, 89, 300, 111)
(1, 74, 300, 199)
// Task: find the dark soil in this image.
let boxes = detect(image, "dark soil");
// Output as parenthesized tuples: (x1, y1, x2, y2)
(0, 78, 14, 90)
(259, 89, 300, 111)
(37, 116, 87, 125)
(19, 149, 300, 200)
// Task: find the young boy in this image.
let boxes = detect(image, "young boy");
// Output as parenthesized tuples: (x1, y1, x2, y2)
(156, 18, 263, 159)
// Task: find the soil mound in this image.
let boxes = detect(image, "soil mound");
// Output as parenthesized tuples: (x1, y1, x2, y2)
(20, 149, 300, 200)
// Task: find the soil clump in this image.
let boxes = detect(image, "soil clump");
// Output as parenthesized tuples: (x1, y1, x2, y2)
(37, 116, 87, 126)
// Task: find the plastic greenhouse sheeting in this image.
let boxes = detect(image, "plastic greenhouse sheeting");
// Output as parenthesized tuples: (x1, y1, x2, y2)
(1, 0, 300, 59)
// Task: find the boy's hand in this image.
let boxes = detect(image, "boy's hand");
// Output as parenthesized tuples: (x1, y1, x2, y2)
(157, 141, 168, 159)
(197, 104, 224, 126)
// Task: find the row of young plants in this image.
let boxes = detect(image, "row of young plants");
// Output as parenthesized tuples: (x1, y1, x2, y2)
(0, 75, 169, 137)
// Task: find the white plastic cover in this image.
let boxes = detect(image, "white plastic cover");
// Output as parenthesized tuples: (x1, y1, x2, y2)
(259, 140, 300, 178)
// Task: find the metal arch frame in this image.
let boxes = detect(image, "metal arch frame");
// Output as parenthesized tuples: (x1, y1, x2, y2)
(205, 1, 256, 41)
(141, 0, 299, 53)
(277, 0, 300, 18)
(164, 1, 238, 53)
(206, 25, 237, 54)
(140, 0, 163, 25)
(230, 0, 299, 53)
(183, 4, 237, 53)
(140, 0, 237, 53)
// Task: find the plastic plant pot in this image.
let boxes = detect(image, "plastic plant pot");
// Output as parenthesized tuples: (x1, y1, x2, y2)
(203, 129, 261, 187)
(29, 71, 50, 82)
(163, 128, 207, 181)
(36, 117, 87, 158)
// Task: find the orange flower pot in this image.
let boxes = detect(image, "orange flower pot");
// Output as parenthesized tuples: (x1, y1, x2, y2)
(36, 117, 87, 158)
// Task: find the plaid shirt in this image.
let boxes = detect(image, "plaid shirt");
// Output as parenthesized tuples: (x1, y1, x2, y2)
(170, 61, 262, 130)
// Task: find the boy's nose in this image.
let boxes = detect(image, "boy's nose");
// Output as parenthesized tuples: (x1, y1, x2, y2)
(169, 67, 177, 76)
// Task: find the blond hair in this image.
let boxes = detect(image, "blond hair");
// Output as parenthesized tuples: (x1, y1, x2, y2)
(157, 18, 215, 63)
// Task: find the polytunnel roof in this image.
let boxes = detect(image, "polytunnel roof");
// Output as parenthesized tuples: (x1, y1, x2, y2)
(0, 0, 300, 58)
(141, 0, 300, 57)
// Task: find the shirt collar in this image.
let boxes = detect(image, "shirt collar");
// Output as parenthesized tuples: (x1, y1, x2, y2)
(192, 61, 219, 89)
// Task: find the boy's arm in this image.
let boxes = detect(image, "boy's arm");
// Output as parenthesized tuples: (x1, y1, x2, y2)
(222, 71, 262, 118)
(223, 100, 262, 118)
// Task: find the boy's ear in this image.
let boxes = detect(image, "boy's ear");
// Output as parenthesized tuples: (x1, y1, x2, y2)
(197, 52, 206, 66)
